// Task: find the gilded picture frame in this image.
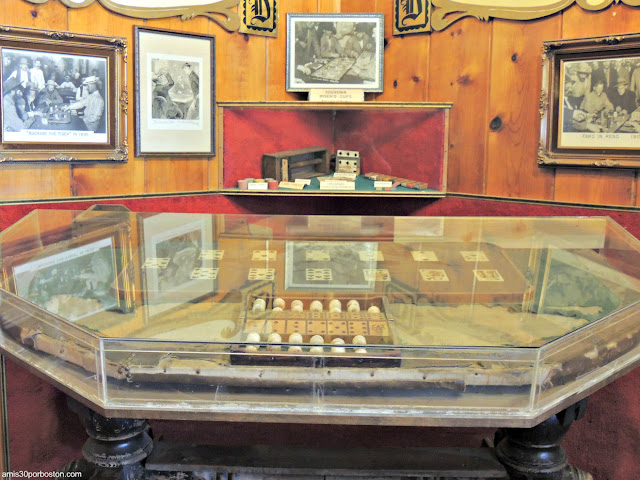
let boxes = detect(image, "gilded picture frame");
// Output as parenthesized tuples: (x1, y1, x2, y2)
(0, 25, 127, 163)
(540, 33, 640, 168)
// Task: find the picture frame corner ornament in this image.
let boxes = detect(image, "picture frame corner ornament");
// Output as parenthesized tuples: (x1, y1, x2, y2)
(111, 38, 127, 50)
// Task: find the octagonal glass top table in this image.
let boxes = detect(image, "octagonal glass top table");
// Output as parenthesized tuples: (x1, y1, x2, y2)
(1, 207, 639, 478)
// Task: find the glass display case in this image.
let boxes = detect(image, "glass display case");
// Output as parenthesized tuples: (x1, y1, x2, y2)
(1, 207, 640, 429)
(217, 102, 450, 197)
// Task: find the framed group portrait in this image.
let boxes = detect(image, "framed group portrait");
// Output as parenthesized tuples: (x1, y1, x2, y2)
(540, 33, 640, 168)
(134, 26, 216, 157)
(286, 13, 384, 93)
(0, 25, 127, 163)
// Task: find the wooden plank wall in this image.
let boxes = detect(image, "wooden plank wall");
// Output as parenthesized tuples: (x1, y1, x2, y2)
(0, 0, 639, 206)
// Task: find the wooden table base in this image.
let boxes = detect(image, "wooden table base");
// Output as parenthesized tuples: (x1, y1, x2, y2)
(60, 399, 593, 480)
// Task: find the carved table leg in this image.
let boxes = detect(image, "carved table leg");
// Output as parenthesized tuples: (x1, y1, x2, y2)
(61, 398, 153, 480)
(495, 399, 592, 480)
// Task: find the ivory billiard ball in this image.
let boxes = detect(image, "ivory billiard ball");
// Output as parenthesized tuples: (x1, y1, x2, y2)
(267, 332, 281, 342)
(352, 335, 367, 345)
(329, 299, 341, 311)
(246, 332, 261, 343)
(245, 345, 259, 353)
(267, 332, 282, 351)
(331, 337, 345, 345)
(310, 300, 323, 312)
(288, 332, 303, 344)
(355, 348, 367, 354)
(309, 346, 324, 354)
(272, 306, 283, 313)
(252, 303, 266, 313)
(291, 300, 304, 312)
(331, 346, 346, 353)
(367, 305, 380, 314)
(288, 345, 303, 353)
(310, 335, 325, 344)
(347, 303, 360, 313)
(273, 297, 286, 309)
(347, 299, 359, 308)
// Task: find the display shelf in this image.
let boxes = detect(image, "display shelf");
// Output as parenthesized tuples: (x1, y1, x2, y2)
(217, 102, 451, 197)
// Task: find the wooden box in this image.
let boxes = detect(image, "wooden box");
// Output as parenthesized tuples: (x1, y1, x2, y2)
(262, 147, 330, 182)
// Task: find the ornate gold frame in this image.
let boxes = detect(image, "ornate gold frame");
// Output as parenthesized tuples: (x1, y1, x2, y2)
(539, 32, 640, 168)
(0, 25, 128, 163)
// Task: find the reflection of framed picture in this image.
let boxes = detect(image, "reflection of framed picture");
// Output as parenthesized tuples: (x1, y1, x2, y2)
(284, 241, 377, 291)
(142, 213, 215, 315)
(286, 13, 384, 93)
(134, 26, 215, 156)
(0, 25, 127, 162)
(2, 225, 133, 322)
(540, 33, 640, 168)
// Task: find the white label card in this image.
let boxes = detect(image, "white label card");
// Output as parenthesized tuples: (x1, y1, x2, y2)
(320, 180, 356, 191)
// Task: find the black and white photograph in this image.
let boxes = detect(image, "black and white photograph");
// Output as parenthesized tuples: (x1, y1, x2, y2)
(0, 25, 127, 163)
(12, 237, 118, 322)
(286, 13, 384, 92)
(143, 213, 215, 315)
(2, 48, 108, 144)
(540, 33, 640, 168)
(149, 57, 201, 125)
(135, 26, 215, 156)
(285, 241, 377, 291)
(559, 56, 640, 149)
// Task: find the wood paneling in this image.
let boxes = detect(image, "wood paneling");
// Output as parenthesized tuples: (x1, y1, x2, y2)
(555, 4, 640, 206)
(0, 0, 70, 201)
(266, 0, 316, 102)
(554, 167, 635, 205)
(0, 0, 639, 206)
(428, 18, 491, 194)
(67, 2, 145, 197)
(485, 17, 559, 200)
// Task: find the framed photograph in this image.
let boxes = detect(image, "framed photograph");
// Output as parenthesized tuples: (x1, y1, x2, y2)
(0, 25, 127, 162)
(134, 26, 215, 156)
(539, 33, 640, 168)
(284, 241, 377, 291)
(142, 213, 216, 316)
(286, 13, 384, 93)
(2, 224, 134, 322)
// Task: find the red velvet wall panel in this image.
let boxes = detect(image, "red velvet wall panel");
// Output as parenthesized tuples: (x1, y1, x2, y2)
(334, 110, 445, 188)
(222, 109, 334, 188)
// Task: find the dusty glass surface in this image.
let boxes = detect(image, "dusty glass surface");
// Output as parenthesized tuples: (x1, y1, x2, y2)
(1, 208, 639, 426)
